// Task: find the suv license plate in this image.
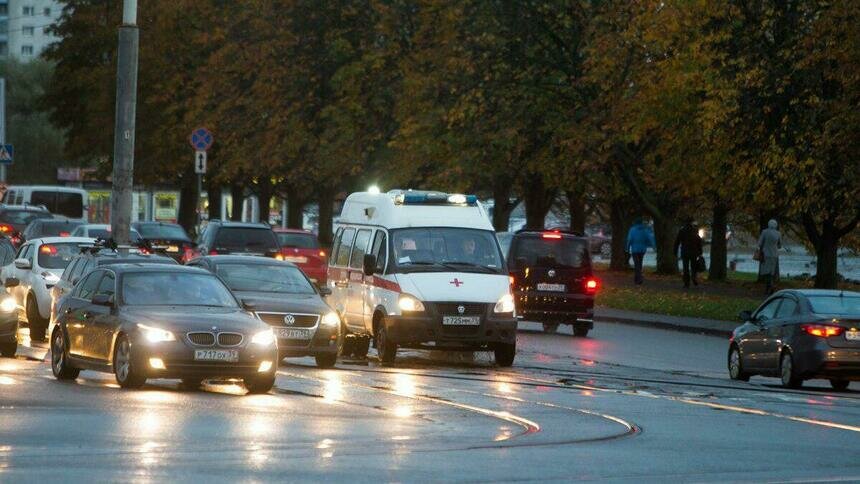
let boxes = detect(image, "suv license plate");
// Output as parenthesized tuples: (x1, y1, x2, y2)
(537, 283, 566, 292)
(442, 316, 480, 326)
(847, 330, 860, 341)
(276, 328, 312, 340)
(194, 349, 239, 362)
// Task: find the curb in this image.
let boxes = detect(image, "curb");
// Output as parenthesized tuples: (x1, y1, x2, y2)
(595, 315, 733, 338)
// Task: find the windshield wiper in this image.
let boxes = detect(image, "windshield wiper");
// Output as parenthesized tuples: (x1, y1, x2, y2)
(439, 261, 498, 273)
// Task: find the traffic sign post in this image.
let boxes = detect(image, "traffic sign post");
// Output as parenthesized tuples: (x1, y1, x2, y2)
(194, 150, 207, 174)
(189, 127, 214, 151)
(190, 128, 213, 234)
(0, 144, 12, 165)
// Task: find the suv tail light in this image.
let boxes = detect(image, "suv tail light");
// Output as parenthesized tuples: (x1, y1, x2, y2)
(801, 324, 844, 338)
(584, 277, 599, 294)
(541, 232, 562, 240)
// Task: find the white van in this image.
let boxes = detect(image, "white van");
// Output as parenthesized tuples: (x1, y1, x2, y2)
(327, 190, 517, 366)
(2, 186, 89, 222)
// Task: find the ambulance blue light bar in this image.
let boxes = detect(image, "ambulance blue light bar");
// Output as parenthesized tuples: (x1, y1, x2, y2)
(392, 191, 478, 206)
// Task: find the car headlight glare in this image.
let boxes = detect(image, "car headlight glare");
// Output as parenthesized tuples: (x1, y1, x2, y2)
(398, 294, 425, 313)
(0, 297, 16, 313)
(138, 324, 175, 343)
(321, 312, 340, 327)
(493, 294, 516, 314)
(251, 329, 276, 346)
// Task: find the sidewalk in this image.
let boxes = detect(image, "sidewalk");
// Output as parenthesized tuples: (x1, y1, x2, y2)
(594, 307, 736, 337)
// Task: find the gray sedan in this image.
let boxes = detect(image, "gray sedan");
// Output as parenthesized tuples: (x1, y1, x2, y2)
(728, 289, 860, 390)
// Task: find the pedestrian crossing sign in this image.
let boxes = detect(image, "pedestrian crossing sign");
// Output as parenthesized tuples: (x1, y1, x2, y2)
(0, 144, 12, 165)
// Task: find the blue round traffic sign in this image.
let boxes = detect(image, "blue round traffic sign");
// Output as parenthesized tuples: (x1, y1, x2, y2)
(189, 127, 214, 151)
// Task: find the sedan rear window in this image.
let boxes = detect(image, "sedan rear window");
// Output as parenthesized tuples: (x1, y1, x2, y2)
(35, 221, 83, 237)
(136, 224, 189, 240)
(510, 236, 588, 269)
(216, 263, 315, 294)
(214, 227, 278, 252)
(0, 210, 51, 225)
(37, 243, 81, 269)
(122, 273, 238, 307)
(276, 232, 319, 249)
(808, 295, 860, 316)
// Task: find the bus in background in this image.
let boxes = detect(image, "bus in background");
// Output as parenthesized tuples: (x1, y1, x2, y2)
(1, 186, 89, 222)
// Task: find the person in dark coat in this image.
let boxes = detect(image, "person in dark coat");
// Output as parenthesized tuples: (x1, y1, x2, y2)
(674, 221, 704, 288)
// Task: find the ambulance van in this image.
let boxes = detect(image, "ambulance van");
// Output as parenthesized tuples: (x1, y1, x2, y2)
(327, 190, 517, 366)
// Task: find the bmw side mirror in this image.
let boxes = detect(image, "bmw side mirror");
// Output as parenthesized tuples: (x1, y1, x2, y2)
(92, 294, 113, 306)
(318, 286, 332, 296)
(363, 254, 377, 276)
(738, 310, 752, 322)
(4, 277, 19, 288)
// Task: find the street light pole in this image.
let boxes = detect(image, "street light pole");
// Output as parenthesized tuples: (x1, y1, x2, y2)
(109, 0, 139, 247)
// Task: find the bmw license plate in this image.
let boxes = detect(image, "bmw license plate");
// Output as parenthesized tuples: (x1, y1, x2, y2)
(537, 283, 566, 292)
(847, 330, 860, 341)
(276, 328, 312, 340)
(194, 349, 239, 362)
(442, 316, 480, 326)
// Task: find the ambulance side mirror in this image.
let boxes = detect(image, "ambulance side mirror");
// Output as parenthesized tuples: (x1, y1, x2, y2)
(363, 254, 377, 276)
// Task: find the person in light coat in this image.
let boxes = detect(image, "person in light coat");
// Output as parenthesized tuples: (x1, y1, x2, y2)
(626, 217, 656, 285)
(757, 219, 782, 295)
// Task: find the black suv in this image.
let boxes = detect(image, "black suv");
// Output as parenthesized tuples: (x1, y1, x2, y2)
(506, 230, 597, 337)
(194, 220, 280, 258)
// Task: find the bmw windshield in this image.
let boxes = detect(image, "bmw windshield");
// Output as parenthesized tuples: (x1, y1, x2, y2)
(390, 228, 505, 274)
(121, 272, 238, 307)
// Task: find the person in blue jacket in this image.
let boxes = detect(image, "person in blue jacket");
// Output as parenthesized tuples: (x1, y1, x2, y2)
(626, 217, 656, 285)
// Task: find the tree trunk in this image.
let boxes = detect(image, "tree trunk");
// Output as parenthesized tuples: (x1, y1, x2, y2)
(653, 216, 678, 275)
(230, 183, 243, 221)
(257, 177, 273, 225)
(317, 186, 335, 246)
(609, 198, 630, 270)
(567, 189, 586, 234)
(287, 186, 304, 229)
(523, 173, 556, 230)
(207, 180, 222, 222)
(491, 180, 515, 232)
(708, 202, 728, 281)
(177, 171, 199, 237)
(814, 230, 839, 289)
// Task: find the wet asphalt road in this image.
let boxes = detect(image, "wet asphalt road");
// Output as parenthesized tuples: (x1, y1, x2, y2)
(1, 322, 860, 482)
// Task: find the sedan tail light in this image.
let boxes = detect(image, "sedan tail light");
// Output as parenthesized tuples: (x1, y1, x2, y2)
(801, 324, 844, 338)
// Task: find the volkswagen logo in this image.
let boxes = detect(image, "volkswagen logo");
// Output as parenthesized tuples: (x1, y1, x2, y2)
(284, 314, 296, 326)
(457, 305, 466, 315)
(547, 269, 556, 278)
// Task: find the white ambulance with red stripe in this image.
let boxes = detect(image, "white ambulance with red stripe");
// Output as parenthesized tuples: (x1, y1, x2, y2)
(327, 190, 517, 366)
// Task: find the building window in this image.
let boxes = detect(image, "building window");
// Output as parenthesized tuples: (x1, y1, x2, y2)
(43, 7, 51, 16)
(0, 5, 8, 16)
(0, 42, 8, 57)
(23, 6, 35, 16)
(21, 45, 33, 56)
(23, 26, 34, 36)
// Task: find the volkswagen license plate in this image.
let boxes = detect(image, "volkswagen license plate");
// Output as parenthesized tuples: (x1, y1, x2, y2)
(442, 316, 480, 326)
(847, 330, 860, 341)
(276, 328, 312, 340)
(537, 283, 566, 292)
(194, 349, 239, 362)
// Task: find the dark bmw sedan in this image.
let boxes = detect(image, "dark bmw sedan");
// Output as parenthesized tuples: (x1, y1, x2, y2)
(50, 264, 279, 393)
(729, 289, 860, 390)
(188, 255, 342, 367)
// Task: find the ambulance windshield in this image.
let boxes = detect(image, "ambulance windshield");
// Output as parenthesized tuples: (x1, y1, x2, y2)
(390, 228, 505, 274)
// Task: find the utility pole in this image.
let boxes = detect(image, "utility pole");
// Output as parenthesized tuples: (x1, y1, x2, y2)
(109, 0, 139, 246)
(0, 78, 6, 183)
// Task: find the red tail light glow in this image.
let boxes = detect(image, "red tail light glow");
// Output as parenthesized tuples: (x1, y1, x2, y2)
(319, 250, 326, 258)
(585, 277, 599, 293)
(0, 223, 13, 233)
(208, 249, 219, 256)
(541, 232, 562, 240)
(59, 231, 70, 237)
(801, 324, 844, 338)
(40, 244, 58, 255)
(509, 274, 516, 288)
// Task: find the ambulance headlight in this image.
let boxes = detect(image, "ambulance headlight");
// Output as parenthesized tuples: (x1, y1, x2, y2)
(398, 294, 425, 313)
(493, 294, 516, 314)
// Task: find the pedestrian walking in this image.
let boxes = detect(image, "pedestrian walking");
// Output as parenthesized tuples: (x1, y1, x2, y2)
(626, 217, 655, 285)
(757, 219, 782, 295)
(674, 220, 703, 288)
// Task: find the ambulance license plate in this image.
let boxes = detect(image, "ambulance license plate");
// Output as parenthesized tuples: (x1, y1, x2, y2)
(537, 283, 566, 292)
(442, 316, 480, 326)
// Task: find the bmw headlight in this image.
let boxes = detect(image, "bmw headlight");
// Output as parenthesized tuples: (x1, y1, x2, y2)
(493, 294, 516, 314)
(321, 312, 340, 328)
(251, 329, 276, 346)
(398, 294, 425, 313)
(138, 324, 176, 343)
(0, 297, 16, 313)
